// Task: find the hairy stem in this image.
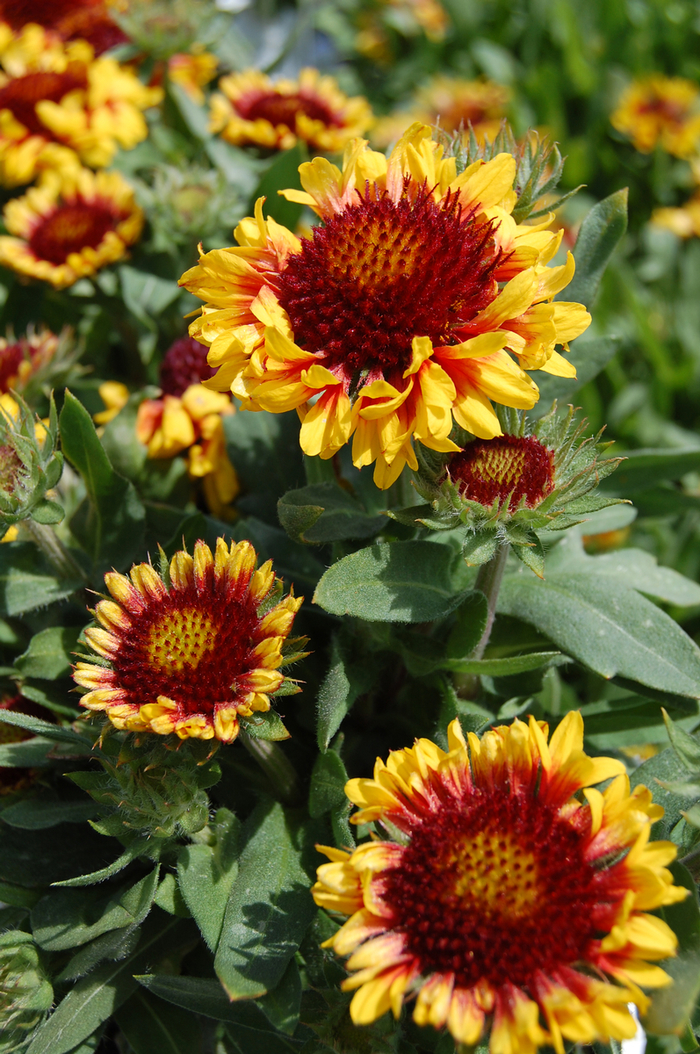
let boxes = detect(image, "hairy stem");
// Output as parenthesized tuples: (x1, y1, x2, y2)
(240, 732, 301, 806)
(470, 541, 510, 661)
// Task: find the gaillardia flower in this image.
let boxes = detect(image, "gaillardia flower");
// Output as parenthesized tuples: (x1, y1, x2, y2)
(167, 48, 218, 105)
(0, 167, 143, 288)
(398, 405, 623, 574)
(313, 713, 686, 1053)
(209, 67, 374, 153)
(0, 0, 128, 54)
(372, 76, 509, 149)
(0, 22, 161, 186)
(611, 75, 700, 158)
(652, 191, 700, 239)
(73, 538, 304, 742)
(181, 124, 590, 488)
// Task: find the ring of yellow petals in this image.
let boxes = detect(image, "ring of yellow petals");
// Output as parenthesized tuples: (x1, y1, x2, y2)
(0, 166, 143, 289)
(312, 712, 687, 1054)
(182, 124, 591, 488)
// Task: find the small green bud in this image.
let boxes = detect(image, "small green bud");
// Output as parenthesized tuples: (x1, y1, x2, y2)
(0, 931, 53, 1053)
(0, 393, 64, 539)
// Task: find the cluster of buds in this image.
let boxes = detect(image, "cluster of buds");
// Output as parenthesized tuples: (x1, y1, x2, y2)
(397, 405, 623, 577)
(437, 123, 581, 222)
(68, 733, 221, 847)
(0, 394, 64, 540)
(0, 932, 53, 1054)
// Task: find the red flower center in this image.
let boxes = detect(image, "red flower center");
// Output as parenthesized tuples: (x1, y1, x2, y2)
(276, 187, 500, 381)
(381, 787, 624, 989)
(111, 579, 262, 717)
(0, 68, 87, 137)
(235, 89, 342, 130)
(28, 201, 118, 264)
(0, 341, 24, 392)
(160, 336, 216, 397)
(449, 434, 555, 510)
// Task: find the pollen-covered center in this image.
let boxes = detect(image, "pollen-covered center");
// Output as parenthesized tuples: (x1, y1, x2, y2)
(235, 90, 340, 130)
(449, 434, 555, 511)
(382, 788, 624, 989)
(28, 201, 117, 264)
(146, 608, 218, 674)
(0, 69, 87, 137)
(276, 188, 501, 378)
(110, 584, 260, 716)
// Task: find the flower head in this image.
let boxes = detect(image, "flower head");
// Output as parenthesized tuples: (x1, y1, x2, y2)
(611, 75, 700, 158)
(373, 77, 509, 149)
(0, 23, 161, 186)
(209, 67, 374, 154)
(0, 167, 143, 288)
(0, 0, 128, 54)
(313, 712, 686, 1053)
(181, 124, 590, 488)
(160, 335, 217, 397)
(168, 48, 217, 105)
(74, 538, 304, 743)
(135, 382, 238, 517)
(652, 191, 700, 238)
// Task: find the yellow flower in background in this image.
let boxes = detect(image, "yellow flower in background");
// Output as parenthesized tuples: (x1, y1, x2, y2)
(372, 77, 510, 149)
(73, 538, 303, 743)
(356, 0, 448, 61)
(0, 167, 143, 288)
(181, 124, 590, 488)
(0, 0, 128, 55)
(652, 191, 700, 238)
(209, 67, 374, 154)
(313, 712, 686, 1052)
(611, 75, 700, 158)
(167, 47, 217, 105)
(135, 383, 239, 517)
(0, 22, 162, 186)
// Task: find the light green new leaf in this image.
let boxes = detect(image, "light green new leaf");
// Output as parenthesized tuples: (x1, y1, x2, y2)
(214, 802, 315, 1000)
(499, 570, 700, 699)
(314, 541, 471, 623)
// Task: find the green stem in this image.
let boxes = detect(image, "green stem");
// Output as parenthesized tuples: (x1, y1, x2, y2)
(240, 733, 301, 806)
(21, 519, 88, 583)
(470, 541, 510, 661)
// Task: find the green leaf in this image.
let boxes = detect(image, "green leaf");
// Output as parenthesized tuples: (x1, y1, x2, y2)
(0, 736, 69, 768)
(644, 863, 700, 1035)
(1, 797, 99, 829)
(278, 483, 385, 545)
(240, 709, 291, 741)
(31, 499, 64, 525)
(316, 635, 373, 751)
(25, 913, 186, 1054)
(446, 592, 489, 659)
(214, 801, 315, 1000)
(630, 749, 700, 839)
(663, 711, 700, 772)
(555, 189, 628, 308)
(254, 145, 306, 229)
(32, 867, 159, 951)
(599, 448, 700, 494)
(224, 411, 304, 524)
(118, 267, 181, 332)
(14, 626, 81, 679)
(59, 390, 145, 571)
(52, 840, 150, 888)
(0, 880, 42, 907)
(547, 535, 700, 607)
(0, 542, 82, 616)
(0, 820, 112, 888)
(530, 337, 621, 411)
(498, 569, 700, 699)
(257, 958, 302, 1036)
(0, 708, 92, 745)
(115, 990, 204, 1054)
(56, 925, 141, 983)
(205, 138, 261, 199)
(177, 808, 241, 953)
(308, 749, 348, 819)
(313, 541, 471, 623)
(135, 974, 244, 1022)
(153, 872, 191, 918)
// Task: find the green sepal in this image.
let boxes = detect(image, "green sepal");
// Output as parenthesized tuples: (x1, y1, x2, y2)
(240, 710, 291, 741)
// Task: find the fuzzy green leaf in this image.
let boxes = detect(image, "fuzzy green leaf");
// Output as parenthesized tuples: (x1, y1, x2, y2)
(316, 635, 374, 751)
(446, 592, 489, 659)
(0, 708, 92, 745)
(177, 808, 241, 952)
(115, 990, 203, 1054)
(663, 711, 700, 772)
(14, 626, 81, 679)
(1, 797, 99, 829)
(308, 749, 349, 819)
(257, 958, 302, 1036)
(278, 483, 385, 545)
(531, 337, 620, 410)
(314, 541, 471, 622)
(555, 189, 628, 308)
(499, 569, 700, 699)
(214, 802, 315, 1000)
(240, 710, 291, 741)
(59, 390, 145, 571)
(0, 543, 82, 616)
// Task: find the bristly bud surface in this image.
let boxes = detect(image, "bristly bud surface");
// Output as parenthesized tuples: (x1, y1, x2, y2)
(0, 393, 64, 539)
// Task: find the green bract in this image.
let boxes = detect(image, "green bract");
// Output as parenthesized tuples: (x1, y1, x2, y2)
(0, 395, 63, 540)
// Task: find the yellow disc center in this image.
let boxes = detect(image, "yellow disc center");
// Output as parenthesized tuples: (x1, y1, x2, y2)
(146, 607, 218, 674)
(445, 828, 540, 917)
